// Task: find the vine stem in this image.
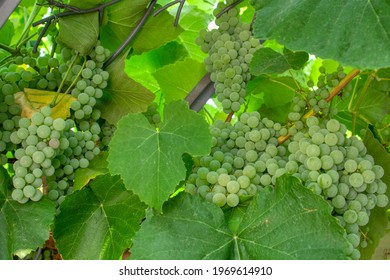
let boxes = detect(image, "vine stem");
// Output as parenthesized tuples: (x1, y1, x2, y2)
(0, 43, 16, 54)
(16, 1, 43, 46)
(277, 68, 361, 145)
(153, 0, 186, 27)
(32, 0, 122, 27)
(225, 111, 234, 122)
(215, 0, 243, 18)
(103, 0, 158, 68)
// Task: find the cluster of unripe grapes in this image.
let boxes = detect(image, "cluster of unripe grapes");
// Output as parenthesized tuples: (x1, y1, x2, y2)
(195, 0, 261, 113)
(186, 110, 387, 259)
(0, 43, 113, 206)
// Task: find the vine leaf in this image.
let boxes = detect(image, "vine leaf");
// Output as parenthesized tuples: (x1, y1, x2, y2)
(100, 0, 182, 54)
(108, 100, 212, 212)
(250, 48, 309, 75)
(73, 151, 109, 191)
(246, 76, 298, 122)
(235, 175, 348, 259)
(125, 41, 189, 93)
(100, 0, 150, 52)
(359, 129, 390, 259)
(54, 174, 147, 260)
(131, 193, 233, 260)
(0, 166, 55, 260)
(14, 88, 75, 119)
(153, 58, 206, 103)
(57, 12, 99, 55)
(253, 0, 390, 69)
(0, 20, 14, 45)
(130, 175, 349, 259)
(100, 52, 155, 125)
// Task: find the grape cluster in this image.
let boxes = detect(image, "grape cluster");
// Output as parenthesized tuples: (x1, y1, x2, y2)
(186, 112, 289, 207)
(287, 116, 387, 259)
(195, 1, 260, 113)
(3, 43, 111, 205)
(186, 112, 388, 259)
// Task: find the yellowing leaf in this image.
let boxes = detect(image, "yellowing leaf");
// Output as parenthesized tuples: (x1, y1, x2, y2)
(14, 88, 75, 119)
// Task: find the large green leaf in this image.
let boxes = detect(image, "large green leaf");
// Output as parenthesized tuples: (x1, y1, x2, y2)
(235, 176, 348, 259)
(100, 0, 149, 52)
(125, 41, 188, 93)
(253, 0, 390, 69)
(153, 58, 206, 103)
(131, 193, 233, 259)
(246, 75, 298, 122)
(250, 48, 309, 75)
(359, 129, 390, 259)
(108, 100, 212, 211)
(101, 0, 182, 54)
(54, 174, 147, 260)
(0, 167, 55, 260)
(57, 12, 99, 55)
(131, 12, 183, 55)
(100, 52, 155, 125)
(130, 175, 349, 259)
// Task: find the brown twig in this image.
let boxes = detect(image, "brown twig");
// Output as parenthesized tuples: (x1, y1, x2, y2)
(277, 68, 361, 145)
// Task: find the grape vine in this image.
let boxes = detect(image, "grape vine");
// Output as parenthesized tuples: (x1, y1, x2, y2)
(0, 0, 388, 261)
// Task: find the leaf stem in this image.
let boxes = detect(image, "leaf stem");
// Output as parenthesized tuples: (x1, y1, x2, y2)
(16, 1, 43, 47)
(0, 43, 16, 54)
(52, 53, 79, 107)
(351, 73, 375, 134)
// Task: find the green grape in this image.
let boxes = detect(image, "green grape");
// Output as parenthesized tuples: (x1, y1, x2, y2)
(343, 209, 358, 224)
(344, 159, 357, 173)
(356, 211, 369, 226)
(317, 173, 332, 189)
(376, 194, 389, 207)
(218, 173, 230, 186)
(31, 112, 44, 126)
(23, 185, 36, 198)
(78, 93, 90, 104)
(347, 233, 360, 248)
(36, 125, 51, 139)
(305, 157, 322, 171)
(349, 173, 364, 188)
(212, 193, 227, 207)
(206, 171, 219, 184)
(332, 195, 346, 208)
(48, 189, 59, 201)
(326, 119, 340, 132)
(237, 175, 250, 189)
(306, 144, 321, 157)
(243, 165, 256, 178)
(32, 151, 45, 164)
(226, 180, 240, 194)
(79, 158, 89, 168)
(226, 193, 239, 207)
(362, 170, 375, 184)
(12, 189, 24, 201)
